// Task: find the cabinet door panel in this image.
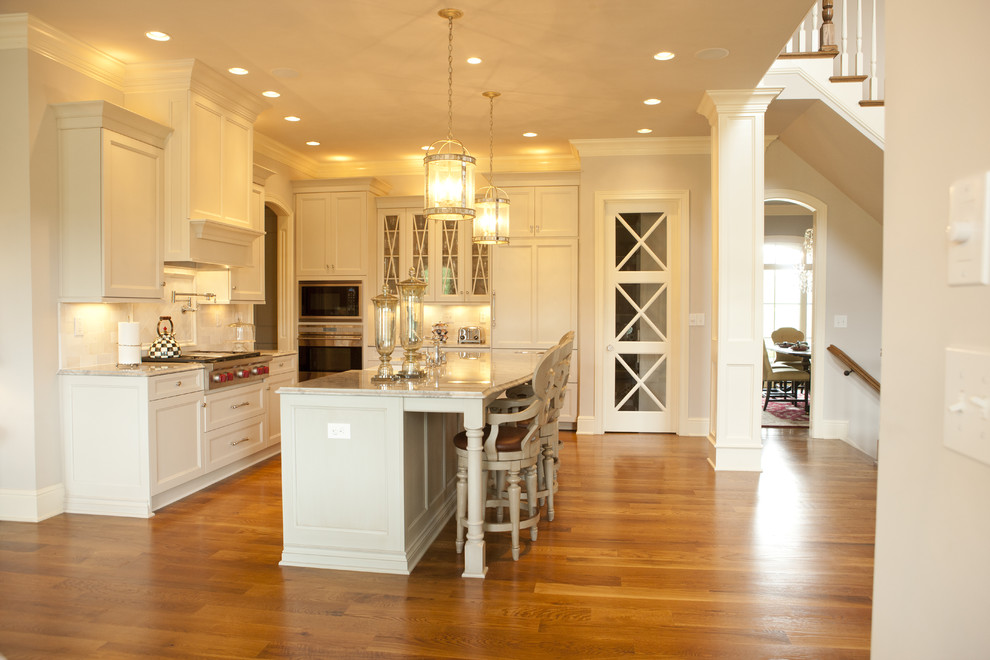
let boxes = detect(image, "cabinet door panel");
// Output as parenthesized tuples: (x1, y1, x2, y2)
(331, 192, 368, 276)
(103, 132, 164, 299)
(150, 391, 205, 495)
(535, 186, 578, 236)
(189, 99, 223, 221)
(503, 187, 535, 237)
(534, 241, 578, 346)
(221, 115, 252, 227)
(231, 185, 265, 301)
(296, 194, 330, 277)
(491, 243, 535, 347)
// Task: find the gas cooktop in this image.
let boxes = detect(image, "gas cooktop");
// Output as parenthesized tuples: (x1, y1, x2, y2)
(142, 351, 262, 363)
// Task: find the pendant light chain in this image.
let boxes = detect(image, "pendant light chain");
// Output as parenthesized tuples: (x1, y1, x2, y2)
(488, 93, 495, 182)
(446, 14, 454, 141)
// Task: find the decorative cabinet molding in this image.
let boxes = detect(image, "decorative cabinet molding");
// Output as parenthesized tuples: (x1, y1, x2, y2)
(292, 179, 388, 279)
(501, 186, 578, 238)
(377, 196, 490, 302)
(53, 100, 171, 302)
(125, 60, 266, 268)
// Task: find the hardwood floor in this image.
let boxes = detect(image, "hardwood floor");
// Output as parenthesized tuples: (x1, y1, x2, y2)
(0, 430, 876, 659)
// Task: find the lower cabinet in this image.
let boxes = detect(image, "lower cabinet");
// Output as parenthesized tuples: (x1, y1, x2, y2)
(60, 368, 279, 518)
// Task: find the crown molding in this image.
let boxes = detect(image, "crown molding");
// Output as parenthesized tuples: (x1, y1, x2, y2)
(570, 137, 712, 157)
(0, 14, 125, 89)
(253, 132, 323, 179)
(125, 59, 268, 122)
(697, 88, 783, 123)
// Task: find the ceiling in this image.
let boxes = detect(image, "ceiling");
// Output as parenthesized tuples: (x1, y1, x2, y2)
(2, 0, 813, 172)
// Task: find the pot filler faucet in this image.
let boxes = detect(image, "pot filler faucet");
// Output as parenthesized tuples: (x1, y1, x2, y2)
(171, 290, 217, 313)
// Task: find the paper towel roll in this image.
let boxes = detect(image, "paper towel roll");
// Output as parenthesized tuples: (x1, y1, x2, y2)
(118, 322, 140, 347)
(118, 344, 142, 366)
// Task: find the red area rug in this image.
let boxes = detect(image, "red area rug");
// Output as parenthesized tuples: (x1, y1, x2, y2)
(762, 399, 809, 427)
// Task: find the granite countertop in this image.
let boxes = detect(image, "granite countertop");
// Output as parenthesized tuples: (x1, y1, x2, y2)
(280, 351, 541, 399)
(58, 363, 205, 377)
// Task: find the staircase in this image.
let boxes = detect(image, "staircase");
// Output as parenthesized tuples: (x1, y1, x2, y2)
(761, 0, 884, 148)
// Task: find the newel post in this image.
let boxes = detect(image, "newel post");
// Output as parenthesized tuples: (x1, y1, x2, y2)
(820, 0, 838, 52)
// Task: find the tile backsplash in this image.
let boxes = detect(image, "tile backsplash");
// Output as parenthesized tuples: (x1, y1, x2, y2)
(60, 271, 255, 368)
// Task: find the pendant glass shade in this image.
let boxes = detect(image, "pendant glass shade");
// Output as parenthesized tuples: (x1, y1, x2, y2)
(473, 185, 510, 244)
(424, 138, 476, 220)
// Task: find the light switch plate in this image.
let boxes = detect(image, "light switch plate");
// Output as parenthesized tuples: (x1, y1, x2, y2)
(947, 172, 990, 285)
(328, 422, 350, 439)
(834, 315, 848, 328)
(688, 313, 705, 327)
(944, 347, 990, 466)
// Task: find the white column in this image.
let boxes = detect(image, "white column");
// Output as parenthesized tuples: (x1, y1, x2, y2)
(697, 89, 780, 472)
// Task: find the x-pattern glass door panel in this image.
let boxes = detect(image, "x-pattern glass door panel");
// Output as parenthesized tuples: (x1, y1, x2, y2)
(438, 220, 460, 297)
(410, 214, 429, 284)
(604, 206, 673, 432)
(382, 213, 401, 293)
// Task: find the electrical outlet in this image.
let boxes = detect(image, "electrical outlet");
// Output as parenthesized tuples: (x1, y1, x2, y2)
(944, 347, 990, 466)
(73, 317, 84, 336)
(328, 423, 350, 439)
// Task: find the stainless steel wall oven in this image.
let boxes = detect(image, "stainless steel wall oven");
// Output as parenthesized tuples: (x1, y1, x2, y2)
(297, 324, 363, 381)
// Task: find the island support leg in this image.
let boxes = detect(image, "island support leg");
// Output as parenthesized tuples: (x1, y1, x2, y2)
(462, 424, 488, 578)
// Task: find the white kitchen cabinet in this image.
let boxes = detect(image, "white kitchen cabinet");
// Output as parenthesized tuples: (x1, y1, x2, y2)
(491, 238, 578, 348)
(195, 183, 266, 303)
(265, 354, 298, 447)
(53, 101, 171, 302)
(150, 390, 205, 495)
(296, 192, 372, 278)
(377, 198, 489, 302)
(501, 186, 578, 238)
(60, 366, 279, 518)
(125, 61, 266, 267)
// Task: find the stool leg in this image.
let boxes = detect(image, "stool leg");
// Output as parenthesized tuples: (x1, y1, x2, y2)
(507, 469, 521, 561)
(543, 442, 555, 522)
(525, 466, 539, 542)
(455, 461, 467, 553)
(495, 470, 506, 523)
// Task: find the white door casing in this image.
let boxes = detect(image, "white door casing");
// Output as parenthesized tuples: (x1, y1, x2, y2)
(594, 192, 688, 434)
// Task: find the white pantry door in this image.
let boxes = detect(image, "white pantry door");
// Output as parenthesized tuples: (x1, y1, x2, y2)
(603, 201, 675, 432)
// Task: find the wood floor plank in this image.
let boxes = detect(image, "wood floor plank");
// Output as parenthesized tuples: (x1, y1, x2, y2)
(0, 431, 876, 658)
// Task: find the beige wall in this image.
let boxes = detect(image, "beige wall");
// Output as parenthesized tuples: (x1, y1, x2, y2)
(576, 154, 713, 428)
(872, 0, 990, 656)
(766, 141, 882, 456)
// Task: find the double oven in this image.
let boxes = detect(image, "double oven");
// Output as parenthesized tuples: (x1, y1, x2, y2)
(297, 281, 364, 381)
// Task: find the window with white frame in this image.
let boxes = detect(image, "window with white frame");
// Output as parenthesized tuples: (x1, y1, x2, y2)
(763, 235, 812, 343)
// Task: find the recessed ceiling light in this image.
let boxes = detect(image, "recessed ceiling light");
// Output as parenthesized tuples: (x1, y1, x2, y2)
(284, 116, 301, 122)
(306, 141, 320, 146)
(637, 128, 653, 134)
(262, 90, 281, 98)
(421, 146, 431, 151)
(467, 57, 482, 64)
(523, 132, 538, 138)
(228, 67, 249, 75)
(695, 47, 730, 60)
(145, 31, 171, 42)
(643, 98, 662, 105)
(654, 51, 675, 61)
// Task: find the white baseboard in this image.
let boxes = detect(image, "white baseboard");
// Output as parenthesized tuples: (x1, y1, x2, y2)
(575, 416, 597, 435)
(816, 419, 849, 441)
(0, 483, 65, 522)
(706, 434, 764, 472)
(680, 417, 709, 437)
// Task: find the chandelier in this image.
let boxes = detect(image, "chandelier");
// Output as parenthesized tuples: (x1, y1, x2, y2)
(423, 8, 476, 221)
(473, 91, 510, 244)
(797, 227, 814, 293)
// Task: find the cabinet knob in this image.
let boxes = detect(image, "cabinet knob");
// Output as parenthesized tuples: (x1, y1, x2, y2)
(175, 381, 182, 387)
(160, 281, 166, 287)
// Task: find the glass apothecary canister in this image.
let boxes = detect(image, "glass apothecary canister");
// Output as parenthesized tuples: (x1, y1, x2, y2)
(397, 268, 428, 378)
(370, 284, 399, 383)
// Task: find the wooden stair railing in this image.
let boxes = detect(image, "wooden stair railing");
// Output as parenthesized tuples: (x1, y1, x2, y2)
(827, 344, 880, 393)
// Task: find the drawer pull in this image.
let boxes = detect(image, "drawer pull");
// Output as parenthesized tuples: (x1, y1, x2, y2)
(230, 401, 251, 409)
(229, 438, 250, 446)
(175, 381, 182, 387)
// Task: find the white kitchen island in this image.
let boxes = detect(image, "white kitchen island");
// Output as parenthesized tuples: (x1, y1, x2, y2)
(277, 351, 541, 578)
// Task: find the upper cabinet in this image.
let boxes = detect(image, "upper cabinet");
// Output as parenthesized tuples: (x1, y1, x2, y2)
(501, 185, 578, 238)
(54, 101, 172, 302)
(125, 61, 266, 268)
(293, 178, 390, 279)
(377, 197, 490, 302)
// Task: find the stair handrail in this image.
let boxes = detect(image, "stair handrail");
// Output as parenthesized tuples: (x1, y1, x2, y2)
(827, 344, 880, 393)
(780, 0, 884, 102)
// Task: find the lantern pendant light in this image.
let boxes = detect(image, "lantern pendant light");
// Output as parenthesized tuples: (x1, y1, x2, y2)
(473, 91, 510, 244)
(424, 8, 476, 221)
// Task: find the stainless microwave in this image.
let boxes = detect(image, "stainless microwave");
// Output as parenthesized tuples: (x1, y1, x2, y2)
(299, 281, 362, 322)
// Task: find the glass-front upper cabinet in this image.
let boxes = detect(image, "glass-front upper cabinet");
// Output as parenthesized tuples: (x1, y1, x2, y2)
(377, 201, 489, 303)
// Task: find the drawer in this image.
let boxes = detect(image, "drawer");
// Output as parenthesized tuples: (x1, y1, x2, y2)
(149, 369, 204, 400)
(205, 416, 266, 471)
(268, 354, 298, 376)
(203, 383, 265, 432)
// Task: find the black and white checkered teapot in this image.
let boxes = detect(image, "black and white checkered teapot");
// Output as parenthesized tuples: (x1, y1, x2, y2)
(148, 316, 181, 359)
